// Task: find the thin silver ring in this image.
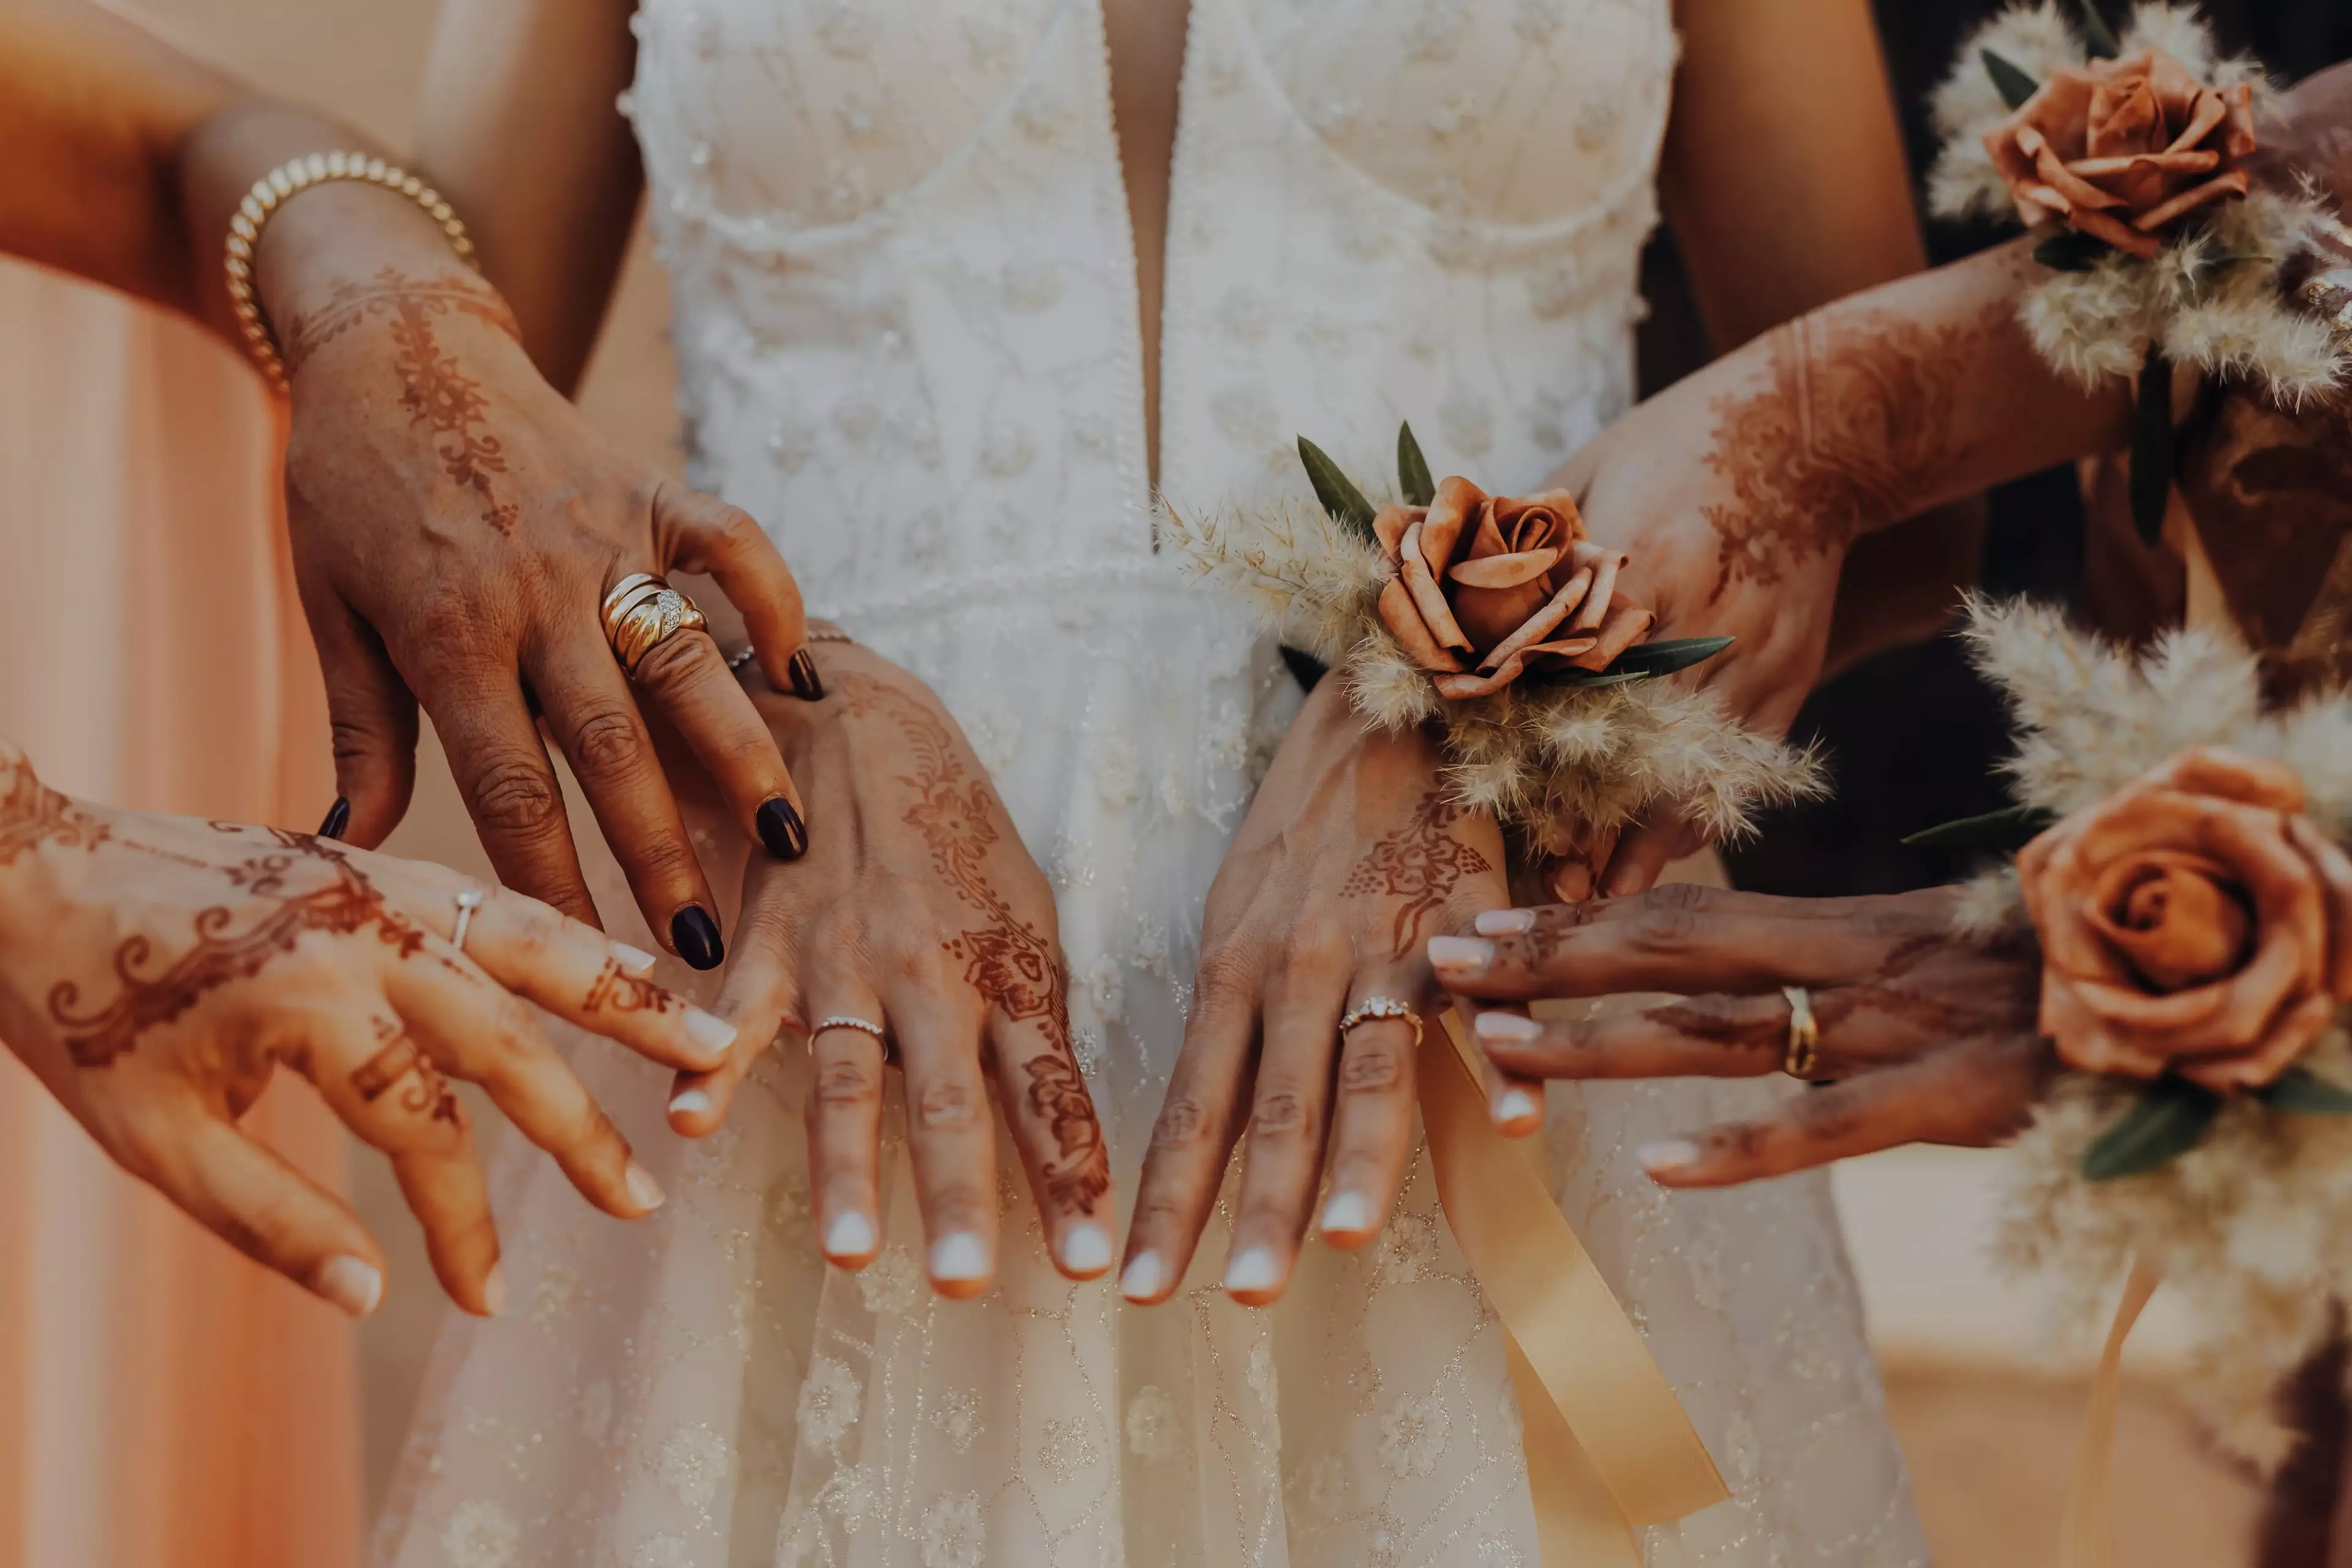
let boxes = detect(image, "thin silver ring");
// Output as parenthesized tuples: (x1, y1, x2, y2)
(451, 887, 486, 952)
(813, 1014, 888, 1044)
(1338, 995, 1423, 1049)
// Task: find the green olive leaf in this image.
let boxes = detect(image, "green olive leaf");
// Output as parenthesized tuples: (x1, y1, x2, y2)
(1982, 48, 2041, 111)
(2255, 1065, 2352, 1115)
(1397, 421, 1436, 508)
(1901, 803, 2059, 851)
(1297, 435, 1379, 547)
(2081, 1077, 2222, 1182)
(2032, 231, 2111, 273)
(2075, 0, 2122, 59)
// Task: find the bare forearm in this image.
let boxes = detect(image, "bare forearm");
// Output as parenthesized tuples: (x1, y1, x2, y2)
(414, 0, 644, 393)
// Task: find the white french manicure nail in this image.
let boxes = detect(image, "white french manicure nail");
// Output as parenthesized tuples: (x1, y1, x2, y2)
(1060, 1223, 1114, 1275)
(625, 1161, 667, 1212)
(1638, 1139, 1702, 1174)
(1474, 1011, 1543, 1043)
(314, 1254, 382, 1317)
(684, 1008, 739, 1057)
(1474, 908, 1537, 936)
(668, 1088, 712, 1118)
(931, 1232, 990, 1282)
(1120, 1251, 1165, 1301)
(481, 1263, 510, 1317)
(609, 941, 660, 976)
(824, 1211, 876, 1260)
(1426, 936, 1493, 975)
(1496, 1087, 1540, 1126)
(1224, 1246, 1280, 1295)
(1319, 1190, 1373, 1235)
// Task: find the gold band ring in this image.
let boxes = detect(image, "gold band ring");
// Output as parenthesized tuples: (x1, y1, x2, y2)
(1781, 984, 1820, 1077)
(600, 572, 709, 676)
(1339, 996, 1424, 1051)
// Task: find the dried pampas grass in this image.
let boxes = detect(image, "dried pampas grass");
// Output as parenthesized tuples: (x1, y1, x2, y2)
(1959, 594, 2352, 1467)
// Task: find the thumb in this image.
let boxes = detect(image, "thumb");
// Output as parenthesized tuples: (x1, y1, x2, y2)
(307, 592, 420, 847)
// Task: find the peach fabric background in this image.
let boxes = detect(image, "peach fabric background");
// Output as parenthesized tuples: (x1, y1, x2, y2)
(0, 260, 353, 1568)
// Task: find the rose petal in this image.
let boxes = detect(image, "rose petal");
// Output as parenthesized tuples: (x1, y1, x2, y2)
(1564, 601, 1653, 672)
(2160, 88, 2230, 157)
(1488, 496, 1564, 558)
(2286, 815, 2352, 1000)
(2021, 825, 2147, 990)
(2086, 851, 2250, 990)
(2071, 206, 2163, 257)
(2131, 169, 2249, 233)
(2086, 72, 2161, 160)
(1449, 548, 1562, 590)
(1372, 503, 1424, 562)
(2064, 149, 2219, 179)
(1420, 477, 1484, 575)
(1518, 635, 1602, 661)
(1476, 568, 1591, 672)
(2180, 992, 2337, 1091)
(1433, 658, 1532, 700)
(2042, 970, 2174, 1078)
(2032, 141, 2128, 213)
(2146, 746, 2306, 812)
(1567, 545, 1624, 635)
(1397, 521, 1474, 652)
(2220, 82, 2258, 159)
(1376, 577, 1464, 673)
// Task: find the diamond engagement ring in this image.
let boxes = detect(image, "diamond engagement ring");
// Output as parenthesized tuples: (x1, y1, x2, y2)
(1338, 996, 1423, 1049)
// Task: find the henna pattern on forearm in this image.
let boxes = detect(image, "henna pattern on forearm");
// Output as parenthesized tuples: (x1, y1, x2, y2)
(1342, 789, 1493, 954)
(49, 832, 426, 1069)
(350, 1018, 459, 1125)
(283, 267, 524, 534)
(0, 756, 107, 865)
(839, 674, 1111, 1213)
(1704, 311, 1989, 601)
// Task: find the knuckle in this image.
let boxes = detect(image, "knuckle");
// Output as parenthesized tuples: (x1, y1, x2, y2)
(631, 630, 718, 696)
(1276, 931, 1348, 979)
(1150, 1095, 1218, 1152)
(1191, 944, 1258, 1008)
(708, 503, 768, 557)
(924, 1183, 992, 1227)
(466, 756, 565, 839)
(1629, 886, 1709, 949)
(1337, 1041, 1406, 1095)
(914, 1077, 982, 1129)
(567, 701, 651, 781)
(1248, 1087, 1315, 1137)
(814, 1055, 880, 1106)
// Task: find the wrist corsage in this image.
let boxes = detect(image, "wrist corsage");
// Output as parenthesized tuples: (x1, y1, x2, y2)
(1928, 2, 2352, 543)
(1161, 426, 1823, 865)
(1929, 595, 2352, 1463)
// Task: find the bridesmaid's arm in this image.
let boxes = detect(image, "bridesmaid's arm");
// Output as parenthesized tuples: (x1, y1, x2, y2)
(413, 0, 646, 396)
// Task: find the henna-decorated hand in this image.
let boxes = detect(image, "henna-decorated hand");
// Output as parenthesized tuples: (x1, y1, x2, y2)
(1430, 884, 2057, 1186)
(1120, 675, 1514, 1308)
(0, 744, 736, 1319)
(662, 638, 1114, 1299)
(268, 212, 820, 968)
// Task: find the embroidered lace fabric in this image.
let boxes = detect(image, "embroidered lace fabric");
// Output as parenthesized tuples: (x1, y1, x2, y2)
(372, 2, 1928, 1565)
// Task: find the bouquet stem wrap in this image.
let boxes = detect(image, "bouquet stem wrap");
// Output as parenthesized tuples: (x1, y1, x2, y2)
(1420, 1009, 1728, 1561)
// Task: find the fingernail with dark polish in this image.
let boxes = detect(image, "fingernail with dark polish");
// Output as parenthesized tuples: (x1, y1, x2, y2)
(671, 906, 725, 970)
(756, 796, 808, 860)
(317, 796, 351, 841)
(787, 647, 825, 701)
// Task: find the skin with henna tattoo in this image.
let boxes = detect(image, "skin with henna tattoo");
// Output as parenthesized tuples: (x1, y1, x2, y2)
(1703, 310, 1991, 600)
(1342, 788, 1494, 953)
(0, 748, 108, 864)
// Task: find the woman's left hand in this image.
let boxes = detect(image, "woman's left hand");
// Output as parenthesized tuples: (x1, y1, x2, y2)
(1120, 676, 1513, 1307)
(1430, 884, 2056, 1186)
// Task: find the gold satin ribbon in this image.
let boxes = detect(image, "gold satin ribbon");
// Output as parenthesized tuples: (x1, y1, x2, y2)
(1419, 1009, 1730, 1563)
(2057, 1257, 2162, 1568)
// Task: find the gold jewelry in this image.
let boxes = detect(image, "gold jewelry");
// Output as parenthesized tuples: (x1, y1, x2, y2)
(1339, 996, 1424, 1050)
(600, 573, 710, 676)
(224, 152, 481, 394)
(451, 887, 486, 953)
(1781, 984, 1820, 1077)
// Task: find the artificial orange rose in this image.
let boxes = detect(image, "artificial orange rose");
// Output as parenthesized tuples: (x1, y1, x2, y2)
(1372, 476, 1655, 700)
(1984, 48, 2257, 260)
(2017, 746, 2352, 1091)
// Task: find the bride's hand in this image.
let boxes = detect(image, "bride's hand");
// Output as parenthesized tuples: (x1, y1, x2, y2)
(264, 202, 820, 968)
(1121, 676, 1513, 1308)
(666, 638, 1115, 1299)
(0, 744, 735, 1317)
(1430, 884, 2055, 1185)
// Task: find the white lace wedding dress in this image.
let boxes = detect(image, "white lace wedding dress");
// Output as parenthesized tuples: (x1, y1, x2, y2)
(375, 2, 1927, 1565)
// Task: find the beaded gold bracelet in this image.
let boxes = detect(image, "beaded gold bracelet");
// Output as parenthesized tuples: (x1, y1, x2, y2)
(223, 152, 480, 393)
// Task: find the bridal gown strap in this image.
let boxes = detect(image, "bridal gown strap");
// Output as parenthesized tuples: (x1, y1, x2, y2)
(374, 3, 1928, 1565)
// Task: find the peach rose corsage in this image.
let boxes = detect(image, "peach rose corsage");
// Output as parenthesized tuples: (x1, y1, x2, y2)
(2018, 746, 2352, 1093)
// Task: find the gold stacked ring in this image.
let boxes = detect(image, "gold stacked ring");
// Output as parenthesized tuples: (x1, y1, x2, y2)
(601, 573, 709, 676)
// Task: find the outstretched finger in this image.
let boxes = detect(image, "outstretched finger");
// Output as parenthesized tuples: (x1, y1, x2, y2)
(1314, 967, 1423, 1248)
(1599, 813, 1706, 899)
(1221, 960, 1345, 1306)
(654, 483, 818, 700)
(679, 869, 809, 1134)
(989, 1008, 1115, 1281)
(1468, 990, 1792, 1081)
(1121, 954, 1257, 1305)
(886, 975, 998, 1298)
(625, 620, 810, 867)
(151, 1111, 388, 1318)
(386, 947, 665, 1222)
(1429, 886, 1942, 1001)
(300, 586, 420, 850)
(1638, 1035, 2050, 1188)
(801, 982, 889, 1270)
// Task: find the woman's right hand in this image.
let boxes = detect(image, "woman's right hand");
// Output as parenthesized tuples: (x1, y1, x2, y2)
(247, 182, 822, 968)
(0, 743, 737, 1318)
(665, 637, 1117, 1300)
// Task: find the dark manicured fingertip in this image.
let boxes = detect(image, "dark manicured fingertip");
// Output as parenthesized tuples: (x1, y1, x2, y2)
(671, 905, 725, 970)
(787, 647, 825, 701)
(317, 796, 351, 841)
(756, 796, 809, 861)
